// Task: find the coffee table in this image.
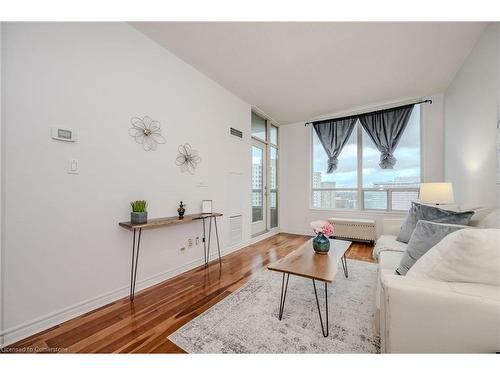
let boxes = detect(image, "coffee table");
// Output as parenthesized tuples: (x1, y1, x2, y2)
(267, 239, 351, 337)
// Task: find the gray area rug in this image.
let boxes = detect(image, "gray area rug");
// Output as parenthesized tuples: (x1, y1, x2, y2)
(169, 259, 380, 353)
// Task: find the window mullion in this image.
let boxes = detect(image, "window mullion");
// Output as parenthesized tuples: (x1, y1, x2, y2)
(357, 122, 363, 210)
(388, 189, 392, 211)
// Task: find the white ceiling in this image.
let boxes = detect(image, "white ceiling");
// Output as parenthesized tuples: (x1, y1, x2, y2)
(132, 22, 487, 124)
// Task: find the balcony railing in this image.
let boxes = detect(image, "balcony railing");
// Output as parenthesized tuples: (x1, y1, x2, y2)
(311, 188, 419, 212)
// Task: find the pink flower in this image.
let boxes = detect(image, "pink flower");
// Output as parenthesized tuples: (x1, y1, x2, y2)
(321, 223, 334, 237)
(310, 220, 334, 237)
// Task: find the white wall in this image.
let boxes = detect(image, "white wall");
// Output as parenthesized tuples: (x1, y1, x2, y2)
(1, 23, 251, 346)
(421, 94, 445, 182)
(444, 23, 500, 208)
(279, 94, 445, 236)
(0, 22, 4, 347)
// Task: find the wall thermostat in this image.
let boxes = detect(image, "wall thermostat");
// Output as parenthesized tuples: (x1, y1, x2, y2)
(51, 127, 77, 142)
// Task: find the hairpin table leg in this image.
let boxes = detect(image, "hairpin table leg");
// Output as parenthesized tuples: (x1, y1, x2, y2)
(341, 253, 349, 278)
(206, 216, 212, 266)
(129, 228, 142, 301)
(202, 218, 207, 265)
(312, 279, 329, 337)
(214, 216, 222, 266)
(278, 272, 290, 320)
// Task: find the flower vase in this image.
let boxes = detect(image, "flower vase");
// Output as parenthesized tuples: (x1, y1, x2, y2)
(178, 207, 185, 219)
(313, 233, 330, 254)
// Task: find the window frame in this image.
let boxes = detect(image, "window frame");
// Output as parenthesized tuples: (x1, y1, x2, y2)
(310, 106, 422, 212)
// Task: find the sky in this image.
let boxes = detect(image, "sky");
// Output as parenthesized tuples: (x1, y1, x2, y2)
(313, 105, 421, 188)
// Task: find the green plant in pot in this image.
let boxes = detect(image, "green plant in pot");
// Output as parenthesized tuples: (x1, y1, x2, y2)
(130, 200, 148, 224)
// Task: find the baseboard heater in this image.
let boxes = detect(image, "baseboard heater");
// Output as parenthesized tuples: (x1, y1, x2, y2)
(328, 217, 376, 244)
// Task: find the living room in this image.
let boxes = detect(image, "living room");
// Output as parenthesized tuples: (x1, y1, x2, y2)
(1, 0, 499, 372)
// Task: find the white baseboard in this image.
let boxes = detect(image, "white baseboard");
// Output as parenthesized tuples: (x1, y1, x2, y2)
(250, 229, 280, 244)
(0, 240, 250, 348)
(225, 239, 251, 254)
(280, 229, 313, 237)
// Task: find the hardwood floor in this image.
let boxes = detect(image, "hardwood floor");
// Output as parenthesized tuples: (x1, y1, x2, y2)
(7, 234, 374, 353)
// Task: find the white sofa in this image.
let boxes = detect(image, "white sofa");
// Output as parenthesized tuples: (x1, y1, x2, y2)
(373, 209, 500, 353)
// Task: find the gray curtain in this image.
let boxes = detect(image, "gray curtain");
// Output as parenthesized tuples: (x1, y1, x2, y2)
(359, 105, 414, 169)
(312, 118, 357, 173)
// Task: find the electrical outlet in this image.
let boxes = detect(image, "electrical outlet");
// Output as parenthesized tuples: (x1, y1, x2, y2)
(188, 239, 193, 248)
(195, 237, 200, 245)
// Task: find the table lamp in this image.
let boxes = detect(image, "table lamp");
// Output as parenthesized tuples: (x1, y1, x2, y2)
(419, 183, 455, 206)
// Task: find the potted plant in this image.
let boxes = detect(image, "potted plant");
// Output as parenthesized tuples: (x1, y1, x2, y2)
(310, 220, 334, 254)
(130, 200, 148, 224)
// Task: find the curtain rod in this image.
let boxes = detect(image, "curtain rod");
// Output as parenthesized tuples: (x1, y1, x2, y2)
(304, 99, 432, 126)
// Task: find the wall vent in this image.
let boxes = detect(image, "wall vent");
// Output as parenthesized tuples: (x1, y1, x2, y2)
(229, 215, 243, 246)
(230, 127, 243, 139)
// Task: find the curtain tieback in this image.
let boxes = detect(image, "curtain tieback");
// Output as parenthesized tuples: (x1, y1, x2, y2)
(379, 152, 397, 169)
(327, 156, 338, 173)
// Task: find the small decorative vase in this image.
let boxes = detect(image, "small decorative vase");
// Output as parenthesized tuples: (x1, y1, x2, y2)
(131, 211, 147, 224)
(313, 233, 330, 254)
(177, 201, 185, 219)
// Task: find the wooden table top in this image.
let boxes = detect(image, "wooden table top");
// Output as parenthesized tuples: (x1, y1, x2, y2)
(267, 239, 351, 282)
(119, 213, 223, 230)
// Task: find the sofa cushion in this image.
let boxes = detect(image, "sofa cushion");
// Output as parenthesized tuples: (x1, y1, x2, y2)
(373, 235, 407, 260)
(407, 228, 500, 286)
(379, 250, 404, 271)
(476, 208, 500, 229)
(467, 207, 492, 227)
(395, 220, 467, 276)
(396, 202, 474, 243)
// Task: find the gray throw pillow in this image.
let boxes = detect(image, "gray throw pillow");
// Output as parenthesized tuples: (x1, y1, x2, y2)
(396, 202, 473, 243)
(396, 220, 468, 275)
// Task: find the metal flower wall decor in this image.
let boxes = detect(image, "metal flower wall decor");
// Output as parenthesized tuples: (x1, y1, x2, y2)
(128, 116, 166, 151)
(175, 143, 201, 174)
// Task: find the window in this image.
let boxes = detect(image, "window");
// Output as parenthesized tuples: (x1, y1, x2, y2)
(270, 125, 278, 145)
(251, 112, 267, 141)
(312, 125, 358, 209)
(252, 146, 264, 222)
(311, 105, 420, 211)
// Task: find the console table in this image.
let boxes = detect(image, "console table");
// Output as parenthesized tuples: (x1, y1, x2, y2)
(119, 213, 223, 300)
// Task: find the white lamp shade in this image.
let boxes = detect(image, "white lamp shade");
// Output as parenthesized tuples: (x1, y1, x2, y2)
(419, 183, 455, 204)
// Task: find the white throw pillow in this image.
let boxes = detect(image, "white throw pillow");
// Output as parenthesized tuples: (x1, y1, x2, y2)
(406, 228, 500, 286)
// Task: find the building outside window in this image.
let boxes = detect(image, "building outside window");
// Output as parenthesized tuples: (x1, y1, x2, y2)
(252, 159, 263, 212)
